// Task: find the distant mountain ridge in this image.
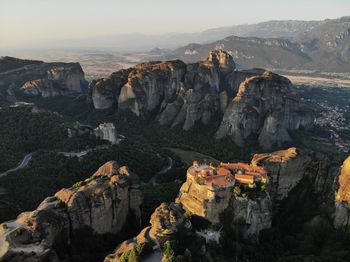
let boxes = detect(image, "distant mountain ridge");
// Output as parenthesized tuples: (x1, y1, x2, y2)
(167, 16, 350, 72)
(3, 17, 340, 52)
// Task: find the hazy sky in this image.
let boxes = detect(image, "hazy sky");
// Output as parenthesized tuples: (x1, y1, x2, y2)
(0, 0, 349, 49)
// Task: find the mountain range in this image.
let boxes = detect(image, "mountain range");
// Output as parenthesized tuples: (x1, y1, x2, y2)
(165, 16, 350, 72)
(10, 16, 348, 73)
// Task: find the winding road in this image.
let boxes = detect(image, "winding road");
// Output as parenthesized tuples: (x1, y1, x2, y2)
(0, 144, 113, 178)
(149, 156, 173, 185)
(0, 153, 33, 178)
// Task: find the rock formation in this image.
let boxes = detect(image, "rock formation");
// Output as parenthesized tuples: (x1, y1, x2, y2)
(19, 62, 88, 97)
(89, 69, 132, 109)
(0, 161, 142, 261)
(105, 202, 189, 262)
(216, 72, 313, 149)
(177, 165, 235, 224)
(231, 196, 272, 241)
(105, 147, 332, 260)
(251, 147, 329, 204)
(334, 156, 350, 228)
(94, 122, 118, 144)
(177, 162, 272, 240)
(89, 50, 313, 149)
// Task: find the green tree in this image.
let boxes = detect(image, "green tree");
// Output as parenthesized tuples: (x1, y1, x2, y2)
(162, 240, 175, 262)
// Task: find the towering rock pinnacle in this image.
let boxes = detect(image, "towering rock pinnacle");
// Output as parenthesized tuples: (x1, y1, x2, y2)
(89, 50, 313, 149)
(216, 72, 313, 149)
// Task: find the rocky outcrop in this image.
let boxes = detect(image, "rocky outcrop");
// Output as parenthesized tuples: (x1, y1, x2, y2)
(177, 169, 234, 224)
(21, 79, 65, 97)
(334, 157, 350, 228)
(0, 161, 142, 261)
(230, 196, 272, 242)
(177, 162, 272, 241)
(20, 63, 87, 97)
(105, 202, 188, 262)
(89, 50, 313, 149)
(94, 122, 118, 144)
(251, 147, 330, 204)
(105, 147, 332, 260)
(89, 69, 131, 109)
(216, 72, 313, 149)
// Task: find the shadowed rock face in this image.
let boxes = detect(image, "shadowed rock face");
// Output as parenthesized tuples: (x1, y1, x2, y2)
(216, 73, 313, 149)
(89, 50, 313, 149)
(334, 157, 350, 228)
(0, 161, 142, 262)
(20, 63, 88, 97)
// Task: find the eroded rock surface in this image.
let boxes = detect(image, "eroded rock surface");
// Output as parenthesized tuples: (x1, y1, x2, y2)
(251, 147, 329, 203)
(231, 196, 272, 242)
(178, 168, 234, 224)
(89, 50, 313, 149)
(216, 72, 313, 149)
(20, 62, 87, 97)
(0, 161, 142, 261)
(105, 147, 332, 260)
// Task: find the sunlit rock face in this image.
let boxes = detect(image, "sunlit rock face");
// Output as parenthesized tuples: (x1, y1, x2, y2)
(334, 157, 350, 228)
(21, 63, 88, 97)
(21, 79, 64, 97)
(0, 161, 142, 262)
(89, 50, 313, 149)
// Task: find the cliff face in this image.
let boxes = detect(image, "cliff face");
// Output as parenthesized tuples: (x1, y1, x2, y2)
(216, 73, 313, 149)
(0, 161, 142, 262)
(89, 50, 313, 149)
(89, 69, 131, 109)
(334, 157, 350, 228)
(105, 147, 332, 260)
(178, 171, 234, 224)
(231, 196, 272, 242)
(251, 147, 329, 204)
(20, 62, 88, 97)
